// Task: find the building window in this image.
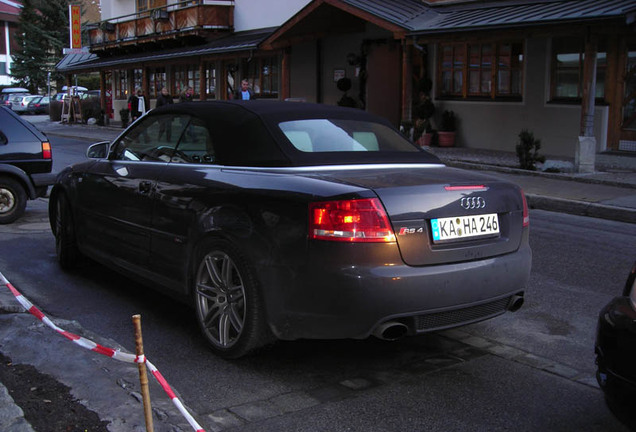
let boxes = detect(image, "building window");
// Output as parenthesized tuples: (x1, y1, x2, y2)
(623, 50, 636, 130)
(149, 67, 167, 98)
(114, 70, 129, 100)
(551, 37, 606, 101)
(439, 41, 523, 100)
(174, 65, 199, 99)
(133, 68, 143, 93)
(205, 63, 217, 99)
(137, 0, 166, 13)
(240, 56, 279, 98)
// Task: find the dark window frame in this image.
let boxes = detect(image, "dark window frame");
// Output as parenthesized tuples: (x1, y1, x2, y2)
(550, 36, 607, 103)
(438, 40, 524, 101)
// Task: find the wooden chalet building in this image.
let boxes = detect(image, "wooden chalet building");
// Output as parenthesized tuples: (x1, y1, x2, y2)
(57, 0, 636, 159)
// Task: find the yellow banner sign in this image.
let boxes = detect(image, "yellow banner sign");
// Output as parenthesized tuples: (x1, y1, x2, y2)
(70, 5, 81, 49)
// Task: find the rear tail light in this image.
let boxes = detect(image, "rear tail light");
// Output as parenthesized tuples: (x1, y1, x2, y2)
(521, 189, 529, 227)
(42, 142, 52, 160)
(309, 198, 396, 242)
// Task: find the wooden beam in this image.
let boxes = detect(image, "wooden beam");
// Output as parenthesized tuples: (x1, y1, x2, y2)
(401, 41, 412, 124)
(281, 48, 290, 100)
(580, 33, 598, 137)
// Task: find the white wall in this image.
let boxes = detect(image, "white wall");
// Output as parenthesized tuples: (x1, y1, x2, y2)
(100, 0, 138, 21)
(234, 0, 310, 31)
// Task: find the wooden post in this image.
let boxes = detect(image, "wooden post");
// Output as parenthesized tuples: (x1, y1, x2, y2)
(132, 314, 154, 432)
(281, 48, 290, 100)
(580, 34, 598, 137)
(401, 39, 412, 126)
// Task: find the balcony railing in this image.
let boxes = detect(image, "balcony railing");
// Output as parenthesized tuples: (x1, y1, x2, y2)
(87, 0, 234, 51)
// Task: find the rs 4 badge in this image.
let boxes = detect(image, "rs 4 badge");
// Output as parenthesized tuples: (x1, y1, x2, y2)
(398, 227, 424, 235)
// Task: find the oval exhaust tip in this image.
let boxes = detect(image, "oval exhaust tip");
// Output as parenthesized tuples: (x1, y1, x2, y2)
(373, 321, 408, 341)
(508, 294, 524, 312)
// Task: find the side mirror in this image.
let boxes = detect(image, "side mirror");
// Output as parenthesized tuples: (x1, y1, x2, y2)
(0, 130, 7, 145)
(86, 141, 110, 159)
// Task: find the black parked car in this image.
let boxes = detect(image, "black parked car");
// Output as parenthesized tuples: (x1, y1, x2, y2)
(0, 106, 53, 223)
(596, 261, 636, 430)
(49, 100, 531, 358)
(27, 96, 50, 115)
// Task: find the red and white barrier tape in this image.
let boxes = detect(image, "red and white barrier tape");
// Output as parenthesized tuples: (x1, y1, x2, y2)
(0, 271, 205, 432)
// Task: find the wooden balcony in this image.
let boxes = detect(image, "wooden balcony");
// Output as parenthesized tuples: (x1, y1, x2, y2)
(87, 0, 234, 52)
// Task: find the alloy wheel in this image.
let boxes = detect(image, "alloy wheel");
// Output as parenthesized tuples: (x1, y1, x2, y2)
(195, 251, 246, 349)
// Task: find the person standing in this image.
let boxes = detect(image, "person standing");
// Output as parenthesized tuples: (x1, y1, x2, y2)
(179, 86, 194, 103)
(156, 86, 173, 108)
(156, 86, 173, 141)
(128, 87, 148, 121)
(234, 79, 255, 100)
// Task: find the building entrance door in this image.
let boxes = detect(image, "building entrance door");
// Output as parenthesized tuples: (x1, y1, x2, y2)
(366, 43, 401, 126)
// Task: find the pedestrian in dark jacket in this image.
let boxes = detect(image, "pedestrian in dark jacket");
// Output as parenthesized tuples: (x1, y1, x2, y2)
(156, 86, 173, 108)
(128, 87, 148, 121)
(233, 79, 255, 100)
(156, 86, 173, 141)
(179, 86, 194, 103)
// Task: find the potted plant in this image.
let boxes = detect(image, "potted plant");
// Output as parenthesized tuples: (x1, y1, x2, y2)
(438, 110, 456, 147)
(413, 98, 435, 147)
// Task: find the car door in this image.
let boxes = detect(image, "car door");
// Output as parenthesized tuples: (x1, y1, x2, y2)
(149, 116, 218, 290)
(74, 113, 188, 270)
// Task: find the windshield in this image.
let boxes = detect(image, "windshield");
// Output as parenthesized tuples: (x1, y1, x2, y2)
(279, 119, 419, 153)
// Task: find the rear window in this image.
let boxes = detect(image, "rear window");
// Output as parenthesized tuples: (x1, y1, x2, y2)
(279, 119, 419, 153)
(0, 109, 38, 142)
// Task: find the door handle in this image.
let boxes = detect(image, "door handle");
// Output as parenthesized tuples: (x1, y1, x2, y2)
(139, 181, 152, 194)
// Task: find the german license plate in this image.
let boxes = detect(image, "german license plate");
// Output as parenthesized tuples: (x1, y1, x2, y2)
(431, 213, 499, 242)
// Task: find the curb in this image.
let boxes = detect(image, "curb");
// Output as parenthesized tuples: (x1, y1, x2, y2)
(526, 194, 636, 224)
(445, 161, 636, 189)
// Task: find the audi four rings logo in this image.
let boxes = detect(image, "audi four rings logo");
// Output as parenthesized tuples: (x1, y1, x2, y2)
(460, 197, 486, 209)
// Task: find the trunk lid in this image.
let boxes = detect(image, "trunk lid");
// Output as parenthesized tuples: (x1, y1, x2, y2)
(308, 165, 526, 266)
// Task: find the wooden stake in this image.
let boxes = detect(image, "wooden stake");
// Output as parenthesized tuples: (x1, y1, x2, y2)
(133, 314, 154, 432)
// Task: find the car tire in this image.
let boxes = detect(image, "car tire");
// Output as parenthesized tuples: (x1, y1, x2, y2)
(54, 193, 81, 270)
(0, 176, 27, 224)
(193, 239, 272, 359)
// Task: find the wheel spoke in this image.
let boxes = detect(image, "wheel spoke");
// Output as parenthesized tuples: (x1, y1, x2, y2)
(218, 313, 231, 346)
(203, 305, 221, 328)
(228, 304, 244, 333)
(221, 255, 233, 287)
(204, 255, 224, 289)
(196, 281, 222, 301)
(228, 284, 244, 302)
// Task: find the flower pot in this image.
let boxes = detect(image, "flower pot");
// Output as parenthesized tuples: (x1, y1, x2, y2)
(416, 133, 433, 147)
(438, 131, 456, 147)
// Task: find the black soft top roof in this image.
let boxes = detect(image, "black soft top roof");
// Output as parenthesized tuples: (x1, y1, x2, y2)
(149, 100, 441, 167)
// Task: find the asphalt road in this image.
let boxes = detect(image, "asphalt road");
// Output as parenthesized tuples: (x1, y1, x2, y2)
(0, 197, 633, 431)
(0, 129, 634, 431)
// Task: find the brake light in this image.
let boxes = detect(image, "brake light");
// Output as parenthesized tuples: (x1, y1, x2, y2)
(42, 142, 52, 160)
(309, 198, 396, 242)
(521, 189, 529, 227)
(444, 185, 486, 191)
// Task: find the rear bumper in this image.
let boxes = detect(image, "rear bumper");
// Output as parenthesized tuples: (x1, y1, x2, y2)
(31, 173, 56, 188)
(262, 243, 532, 340)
